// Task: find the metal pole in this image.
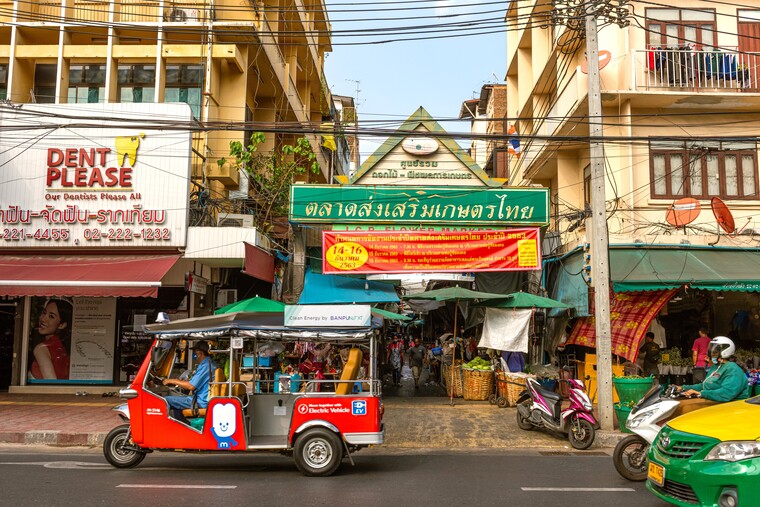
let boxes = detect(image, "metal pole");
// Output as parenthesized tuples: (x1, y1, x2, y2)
(585, 9, 614, 431)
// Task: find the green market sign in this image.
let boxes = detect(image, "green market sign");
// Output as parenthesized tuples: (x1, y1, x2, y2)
(290, 185, 549, 226)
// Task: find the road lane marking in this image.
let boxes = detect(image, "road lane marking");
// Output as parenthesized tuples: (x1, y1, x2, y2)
(117, 485, 237, 489)
(522, 488, 635, 492)
(0, 461, 109, 469)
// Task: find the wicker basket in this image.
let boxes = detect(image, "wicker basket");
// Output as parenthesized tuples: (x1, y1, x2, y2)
(504, 372, 535, 407)
(462, 368, 495, 401)
(442, 363, 463, 398)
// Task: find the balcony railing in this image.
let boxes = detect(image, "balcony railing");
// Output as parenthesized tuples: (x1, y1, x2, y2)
(637, 48, 759, 92)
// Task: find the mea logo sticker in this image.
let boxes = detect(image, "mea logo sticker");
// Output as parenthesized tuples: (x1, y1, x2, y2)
(352, 400, 367, 416)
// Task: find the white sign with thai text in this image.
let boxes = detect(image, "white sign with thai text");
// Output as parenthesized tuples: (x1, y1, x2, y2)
(0, 103, 192, 248)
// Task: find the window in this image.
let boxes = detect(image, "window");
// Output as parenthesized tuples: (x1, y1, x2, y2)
(118, 64, 156, 104)
(34, 64, 57, 103)
(646, 8, 716, 49)
(649, 140, 759, 199)
(68, 64, 106, 103)
(0, 65, 7, 100)
(165, 64, 203, 119)
(583, 164, 591, 206)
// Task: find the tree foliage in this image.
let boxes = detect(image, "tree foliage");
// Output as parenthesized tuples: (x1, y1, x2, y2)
(218, 133, 320, 233)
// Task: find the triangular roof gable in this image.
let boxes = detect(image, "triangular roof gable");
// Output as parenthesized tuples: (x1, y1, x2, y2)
(351, 106, 497, 186)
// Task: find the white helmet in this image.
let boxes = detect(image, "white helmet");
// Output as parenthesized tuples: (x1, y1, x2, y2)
(707, 336, 735, 360)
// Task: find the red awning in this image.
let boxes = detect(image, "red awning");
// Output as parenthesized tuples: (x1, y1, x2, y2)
(242, 242, 274, 283)
(0, 254, 180, 298)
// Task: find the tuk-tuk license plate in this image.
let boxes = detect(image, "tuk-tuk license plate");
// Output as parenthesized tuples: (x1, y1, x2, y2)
(647, 462, 664, 486)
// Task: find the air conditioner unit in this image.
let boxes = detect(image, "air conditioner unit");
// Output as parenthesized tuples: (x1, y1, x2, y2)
(216, 289, 238, 309)
(217, 213, 254, 228)
(167, 8, 198, 22)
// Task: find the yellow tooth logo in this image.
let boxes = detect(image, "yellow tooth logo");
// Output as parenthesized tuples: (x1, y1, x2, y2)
(115, 133, 145, 167)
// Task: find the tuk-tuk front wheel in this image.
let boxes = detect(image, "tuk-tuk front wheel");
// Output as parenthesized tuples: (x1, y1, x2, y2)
(103, 424, 146, 468)
(294, 428, 343, 477)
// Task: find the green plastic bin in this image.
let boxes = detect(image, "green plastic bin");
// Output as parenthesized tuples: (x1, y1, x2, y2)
(613, 376, 654, 405)
(613, 403, 633, 433)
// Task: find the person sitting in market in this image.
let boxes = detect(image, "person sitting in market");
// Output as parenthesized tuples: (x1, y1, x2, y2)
(162, 341, 214, 422)
(676, 336, 750, 402)
(639, 332, 661, 378)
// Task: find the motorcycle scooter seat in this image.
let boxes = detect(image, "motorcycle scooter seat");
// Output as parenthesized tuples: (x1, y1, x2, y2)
(535, 384, 562, 403)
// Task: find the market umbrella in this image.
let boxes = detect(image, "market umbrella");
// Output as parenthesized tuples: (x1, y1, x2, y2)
(214, 295, 286, 315)
(475, 292, 570, 309)
(404, 286, 506, 404)
(371, 307, 412, 322)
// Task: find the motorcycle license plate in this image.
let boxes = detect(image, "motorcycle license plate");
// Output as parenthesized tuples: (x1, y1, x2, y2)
(647, 462, 664, 486)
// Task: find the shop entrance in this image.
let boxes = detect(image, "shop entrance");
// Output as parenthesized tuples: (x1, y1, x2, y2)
(0, 302, 16, 390)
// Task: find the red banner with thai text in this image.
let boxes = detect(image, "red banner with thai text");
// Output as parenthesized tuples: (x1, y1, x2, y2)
(322, 229, 541, 274)
(566, 289, 676, 362)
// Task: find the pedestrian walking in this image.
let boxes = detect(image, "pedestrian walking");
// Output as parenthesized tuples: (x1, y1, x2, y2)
(408, 338, 426, 388)
(387, 334, 404, 387)
(692, 328, 711, 383)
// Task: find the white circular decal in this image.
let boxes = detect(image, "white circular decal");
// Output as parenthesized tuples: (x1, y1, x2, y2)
(402, 137, 439, 156)
(298, 404, 308, 414)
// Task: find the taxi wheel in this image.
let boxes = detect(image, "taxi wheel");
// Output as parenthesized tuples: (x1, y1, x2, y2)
(294, 428, 343, 477)
(103, 424, 146, 468)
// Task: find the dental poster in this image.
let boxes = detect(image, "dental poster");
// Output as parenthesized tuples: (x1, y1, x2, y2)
(27, 296, 116, 383)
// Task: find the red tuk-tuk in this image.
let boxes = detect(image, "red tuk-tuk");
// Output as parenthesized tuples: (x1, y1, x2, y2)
(103, 310, 383, 477)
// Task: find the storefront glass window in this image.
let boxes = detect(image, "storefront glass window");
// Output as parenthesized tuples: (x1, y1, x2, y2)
(165, 64, 203, 119)
(0, 64, 8, 100)
(68, 64, 106, 104)
(118, 64, 156, 104)
(34, 64, 57, 103)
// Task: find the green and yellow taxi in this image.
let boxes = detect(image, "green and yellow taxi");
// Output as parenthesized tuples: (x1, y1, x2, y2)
(647, 396, 760, 507)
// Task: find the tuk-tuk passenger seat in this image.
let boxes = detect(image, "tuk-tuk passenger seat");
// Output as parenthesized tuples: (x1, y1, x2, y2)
(182, 367, 225, 418)
(335, 348, 363, 395)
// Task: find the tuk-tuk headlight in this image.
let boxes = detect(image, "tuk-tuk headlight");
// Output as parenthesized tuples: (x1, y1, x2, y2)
(705, 441, 760, 462)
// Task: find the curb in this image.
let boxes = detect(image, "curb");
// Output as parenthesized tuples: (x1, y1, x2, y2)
(0, 429, 627, 449)
(0, 431, 106, 447)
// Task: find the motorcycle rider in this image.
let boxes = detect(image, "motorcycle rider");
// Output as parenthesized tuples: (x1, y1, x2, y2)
(676, 336, 750, 402)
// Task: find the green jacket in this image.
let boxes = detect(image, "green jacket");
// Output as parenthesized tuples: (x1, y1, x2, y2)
(682, 361, 750, 402)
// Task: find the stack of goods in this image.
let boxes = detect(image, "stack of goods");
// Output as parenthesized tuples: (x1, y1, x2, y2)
(462, 357, 494, 401)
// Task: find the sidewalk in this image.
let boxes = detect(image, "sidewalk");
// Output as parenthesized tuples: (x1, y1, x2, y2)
(0, 391, 627, 449)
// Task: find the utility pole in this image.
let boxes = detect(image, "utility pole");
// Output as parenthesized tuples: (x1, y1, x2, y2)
(552, 0, 629, 431)
(585, 10, 613, 432)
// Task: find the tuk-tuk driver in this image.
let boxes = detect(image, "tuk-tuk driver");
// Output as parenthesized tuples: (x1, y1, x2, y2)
(163, 341, 214, 421)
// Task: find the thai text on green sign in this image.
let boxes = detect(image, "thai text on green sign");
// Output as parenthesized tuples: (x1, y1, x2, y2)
(289, 185, 549, 226)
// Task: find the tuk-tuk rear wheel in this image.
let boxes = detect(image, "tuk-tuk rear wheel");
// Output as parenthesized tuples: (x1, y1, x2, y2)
(293, 428, 343, 477)
(103, 424, 146, 468)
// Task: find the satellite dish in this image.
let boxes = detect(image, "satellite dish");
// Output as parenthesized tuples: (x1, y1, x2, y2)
(581, 50, 612, 74)
(665, 197, 701, 228)
(711, 197, 736, 234)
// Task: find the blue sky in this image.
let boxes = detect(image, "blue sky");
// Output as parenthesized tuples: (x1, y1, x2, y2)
(324, 0, 507, 161)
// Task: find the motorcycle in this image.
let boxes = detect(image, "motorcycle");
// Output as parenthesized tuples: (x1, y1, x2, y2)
(612, 385, 716, 481)
(516, 373, 598, 450)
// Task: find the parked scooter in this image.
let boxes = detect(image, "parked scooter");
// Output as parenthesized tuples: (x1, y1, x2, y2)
(516, 372, 598, 450)
(612, 385, 714, 481)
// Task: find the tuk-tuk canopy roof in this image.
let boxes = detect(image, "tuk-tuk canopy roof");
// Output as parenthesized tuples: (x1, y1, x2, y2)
(144, 311, 375, 342)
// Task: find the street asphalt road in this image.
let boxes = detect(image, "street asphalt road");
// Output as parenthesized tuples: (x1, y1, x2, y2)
(0, 445, 671, 507)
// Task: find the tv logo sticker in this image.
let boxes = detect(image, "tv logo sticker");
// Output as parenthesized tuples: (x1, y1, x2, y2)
(351, 400, 367, 416)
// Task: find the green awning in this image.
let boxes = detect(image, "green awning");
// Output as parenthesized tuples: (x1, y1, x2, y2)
(371, 307, 412, 321)
(611, 247, 760, 292)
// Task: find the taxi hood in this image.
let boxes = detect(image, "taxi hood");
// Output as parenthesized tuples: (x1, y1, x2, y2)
(669, 397, 760, 442)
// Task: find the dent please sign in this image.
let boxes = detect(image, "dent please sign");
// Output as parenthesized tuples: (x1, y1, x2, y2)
(0, 103, 192, 248)
(290, 185, 549, 226)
